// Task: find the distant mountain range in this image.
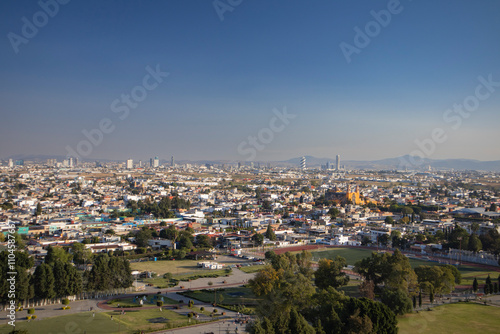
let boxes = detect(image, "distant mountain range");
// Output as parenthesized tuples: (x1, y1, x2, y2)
(3, 154, 500, 172)
(283, 155, 500, 172)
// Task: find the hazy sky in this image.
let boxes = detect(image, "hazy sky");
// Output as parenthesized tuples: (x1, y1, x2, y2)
(1, 0, 499, 162)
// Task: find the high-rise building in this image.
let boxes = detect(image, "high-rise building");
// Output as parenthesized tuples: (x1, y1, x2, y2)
(126, 159, 133, 169)
(8, 159, 13, 168)
(336, 155, 340, 171)
(153, 156, 160, 168)
(171, 156, 175, 167)
(300, 156, 306, 170)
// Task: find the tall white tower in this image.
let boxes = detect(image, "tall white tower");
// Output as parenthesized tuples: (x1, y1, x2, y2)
(300, 156, 306, 170)
(336, 155, 340, 171)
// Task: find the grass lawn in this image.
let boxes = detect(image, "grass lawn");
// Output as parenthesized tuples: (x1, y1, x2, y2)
(311, 248, 376, 265)
(130, 259, 203, 275)
(0, 308, 205, 334)
(106, 295, 179, 307)
(0, 312, 125, 334)
(311, 248, 500, 288)
(239, 265, 265, 274)
(398, 303, 500, 334)
(182, 287, 260, 306)
(143, 268, 230, 288)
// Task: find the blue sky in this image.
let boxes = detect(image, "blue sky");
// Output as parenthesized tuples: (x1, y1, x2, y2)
(1, 0, 499, 162)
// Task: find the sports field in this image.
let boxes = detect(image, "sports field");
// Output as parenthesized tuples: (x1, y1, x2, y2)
(398, 303, 500, 334)
(310, 248, 500, 287)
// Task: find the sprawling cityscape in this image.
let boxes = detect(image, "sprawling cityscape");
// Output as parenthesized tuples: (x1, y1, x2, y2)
(2, 0, 500, 333)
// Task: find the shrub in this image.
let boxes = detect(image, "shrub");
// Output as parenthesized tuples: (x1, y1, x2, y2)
(28, 308, 35, 315)
(157, 301, 163, 307)
(62, 298, 70, 305)
(32, 315, 37, 319)
(200, 307, 205, 311)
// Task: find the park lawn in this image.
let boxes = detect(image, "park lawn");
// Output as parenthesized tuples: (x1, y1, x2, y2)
(130, 259, 202, 275)
(107, 295, 180, 307)
(182, 287, 261, 306)
(0, 311, 126, 334)
(239, 264, 265, 274)
(143, 269, 230, 287)
(398, 303, 500, 334)
(0, 309, 196, 334)
(456, 265, 500, 286)
(108, 308, 195, 332)
(311, 248, 378, 265)
(311, 248, 500, 287)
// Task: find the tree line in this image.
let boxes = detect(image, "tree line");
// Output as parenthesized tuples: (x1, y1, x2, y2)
(248, 251, 398, 334)
(0, 245, 133, 306)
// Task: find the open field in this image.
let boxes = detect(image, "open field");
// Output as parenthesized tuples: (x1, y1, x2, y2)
(0, 311, 127, 334)
(311, 247, 374, 265)
(239, 264, 266, 274)
(0, 308, 204, 334)
(311, 248, 500, 286)
(130, 259, 204, 275)
(398, 303, 500, 334)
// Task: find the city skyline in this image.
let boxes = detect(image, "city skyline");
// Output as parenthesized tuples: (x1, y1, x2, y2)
(1, 1, 500, 162)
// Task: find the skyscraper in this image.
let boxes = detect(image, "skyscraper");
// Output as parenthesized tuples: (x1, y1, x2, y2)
(153, 156, 160, 168)
(126, 159, 133, 169)
(336, 155, 340, 171)
(171, 156, 175, 167)
(300, 156, 306, 170)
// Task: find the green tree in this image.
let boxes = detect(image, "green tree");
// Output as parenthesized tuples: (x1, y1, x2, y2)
(384, 216, 394, 225)
(288, 308, 315, 334)
(380, 288, 413, 315)
(135, 226, 153, 248)
(34, 263, 55, 300)
(45, 246, 72, 265)
(314, 256, 349, 290)
(35, 203, 42, 216)
(252, 233, 264, 246)
(265, 224, 277, 241)
(415, 265, 456, 295)
(71, 242, 93, 265)
(473, 277, 478, 292)
(468, 234, 482, 252)
(328, 208, 340, 219)
(195, 234, 213, 248)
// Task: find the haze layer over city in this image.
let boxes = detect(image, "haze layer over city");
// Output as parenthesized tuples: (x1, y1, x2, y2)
(1, 1, 500, 334)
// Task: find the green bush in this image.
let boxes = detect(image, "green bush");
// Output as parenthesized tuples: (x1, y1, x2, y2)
(62, 298, 70, 305)
(32, 315, 37, 319)
(28, 308, 35, 315)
